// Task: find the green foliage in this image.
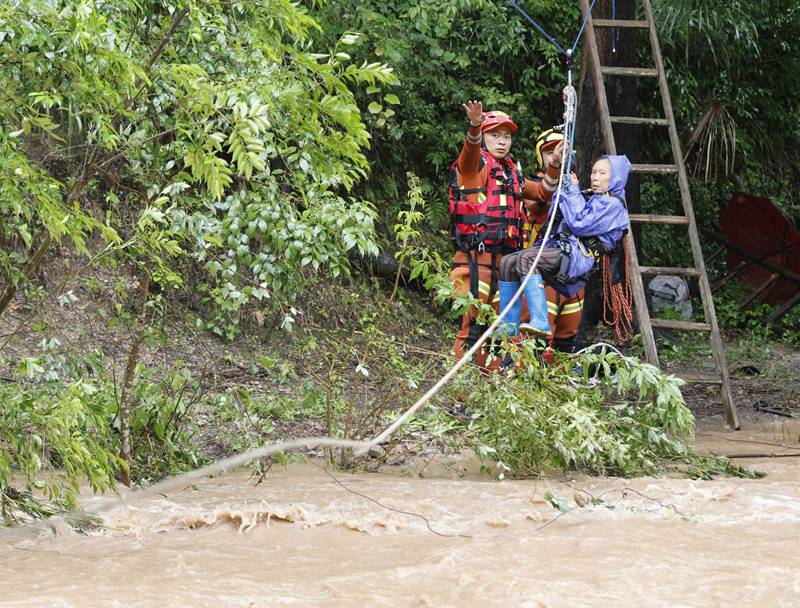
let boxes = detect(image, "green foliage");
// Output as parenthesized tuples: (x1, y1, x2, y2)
(0, 0, 397, 519)
(0, 135, 115, 286)
(0, 332, 209, 523)
(122, 363, 204, 482)
(713, 281, 800, 346)
(655, 0, 759, 67)
(208, 383, 330, 456)
(2, 0, 393, 339)
(683, 455, 765, 480)
(457, 348, 697, 477)
(652, 0, 800, 212)
(187, 189, 380, 338)
(208, 178, 455, 468)
(315, 0, 574, 231)
(654, 332, 712, 366)
(446, 343, 761, 480)
(0, 343, 120, 524)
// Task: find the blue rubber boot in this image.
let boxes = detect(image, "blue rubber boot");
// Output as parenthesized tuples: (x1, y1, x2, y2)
(495, 280, 523, 339)
(519, 274, 551, 336)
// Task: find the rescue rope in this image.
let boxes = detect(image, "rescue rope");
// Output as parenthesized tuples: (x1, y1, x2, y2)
(571, 0, 598, 55)
(505, 0, 599, 58)
(567, 342, 625, 389)
(0, 7, 590, 538)
(506, 0, 565, 54)
(602, 238, 635, 341)
(611, 0, 618, 53)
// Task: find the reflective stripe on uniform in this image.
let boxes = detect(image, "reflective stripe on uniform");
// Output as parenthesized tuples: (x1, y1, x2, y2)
(548, 300, 583, 315)
(478, 280, 501, 303)
(547, 300, 583, 316)
(561, 301, 584, 314)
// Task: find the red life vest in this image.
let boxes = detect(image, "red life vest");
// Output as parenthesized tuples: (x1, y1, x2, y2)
(449, 151, 525, 254)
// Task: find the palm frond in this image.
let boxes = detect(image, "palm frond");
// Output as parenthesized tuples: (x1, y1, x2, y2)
(653, 0, 759, 66)
(683, 100, 737, 182)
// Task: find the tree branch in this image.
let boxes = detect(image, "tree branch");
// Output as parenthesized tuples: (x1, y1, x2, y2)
(118, 271, 151, 486)
(126, 7, 191, 110)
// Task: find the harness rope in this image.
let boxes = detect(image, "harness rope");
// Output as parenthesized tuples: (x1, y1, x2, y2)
(506, 0, 566, 54)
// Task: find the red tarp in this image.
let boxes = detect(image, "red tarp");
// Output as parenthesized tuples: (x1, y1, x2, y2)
(720, 192, 800, 305)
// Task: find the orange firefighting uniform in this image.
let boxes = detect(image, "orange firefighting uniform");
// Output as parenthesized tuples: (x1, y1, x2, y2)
(450, 125, 562, 368)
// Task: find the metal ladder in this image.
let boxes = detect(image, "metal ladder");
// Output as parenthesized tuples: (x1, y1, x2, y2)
(580, 0, 740, 429)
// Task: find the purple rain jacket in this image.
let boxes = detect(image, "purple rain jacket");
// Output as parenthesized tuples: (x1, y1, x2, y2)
(542, 155, 631, 296)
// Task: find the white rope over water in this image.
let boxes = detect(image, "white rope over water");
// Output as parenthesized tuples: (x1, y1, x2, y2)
(0, 86, 581, 541)
(362, 83, 578, 454)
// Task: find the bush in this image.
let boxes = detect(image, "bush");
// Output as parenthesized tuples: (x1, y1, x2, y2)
(0, 344, 119, 524)
(455, 346, 696, 477)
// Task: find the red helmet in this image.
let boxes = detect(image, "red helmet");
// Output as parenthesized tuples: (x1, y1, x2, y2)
(482, 111, 518, 135)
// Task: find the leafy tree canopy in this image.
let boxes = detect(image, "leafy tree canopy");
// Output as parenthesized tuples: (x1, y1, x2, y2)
(1, 0, 397, 337)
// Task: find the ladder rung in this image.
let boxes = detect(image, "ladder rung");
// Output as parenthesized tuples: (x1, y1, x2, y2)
(639, 266, 701, 277)
(631, 163, 678, 174)
(629, 214, 689, 225)
(651, 319, 711, 331)
(601, 66, 659, 77)
(592, 19, 650, 29)
(609, 116, 669, 126)
(583, 0, 740, 430)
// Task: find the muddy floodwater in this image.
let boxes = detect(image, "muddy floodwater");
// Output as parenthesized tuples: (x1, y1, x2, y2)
(2, 418, 800, 608)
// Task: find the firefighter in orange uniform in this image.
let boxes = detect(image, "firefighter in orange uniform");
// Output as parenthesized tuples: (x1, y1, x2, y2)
(526, 128, 586, 356)
(449, 101, 564, 368)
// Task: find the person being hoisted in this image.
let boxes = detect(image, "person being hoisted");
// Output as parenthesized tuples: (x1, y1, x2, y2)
(449, 100, 564, 369)
(495, 154, 631, 339)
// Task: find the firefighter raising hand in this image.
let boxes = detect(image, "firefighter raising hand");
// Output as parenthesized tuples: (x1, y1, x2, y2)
(463, 100, 485, 128)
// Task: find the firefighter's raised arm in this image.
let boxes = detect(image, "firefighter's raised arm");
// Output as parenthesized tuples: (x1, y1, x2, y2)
(457, 100, 485, 177)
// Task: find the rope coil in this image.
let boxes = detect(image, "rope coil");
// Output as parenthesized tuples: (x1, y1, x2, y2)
(602, 240, 635, 342)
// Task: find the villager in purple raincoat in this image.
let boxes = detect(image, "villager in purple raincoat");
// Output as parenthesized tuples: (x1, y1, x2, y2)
(495, 155, 631, 337)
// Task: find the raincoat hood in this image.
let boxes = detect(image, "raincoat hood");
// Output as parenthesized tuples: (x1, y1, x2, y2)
(604, 154, 631, 200)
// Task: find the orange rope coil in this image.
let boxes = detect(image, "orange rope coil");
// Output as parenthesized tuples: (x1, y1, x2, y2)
(602, 240, 635, 342)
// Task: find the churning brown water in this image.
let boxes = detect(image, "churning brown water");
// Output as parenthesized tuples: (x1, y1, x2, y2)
(2, 418, 800, 608)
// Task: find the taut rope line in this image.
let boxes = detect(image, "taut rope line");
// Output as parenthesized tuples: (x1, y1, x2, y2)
(1, 85, 579, 544)
(1, 4, 590, 539)
(361, 83, 578, 455)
